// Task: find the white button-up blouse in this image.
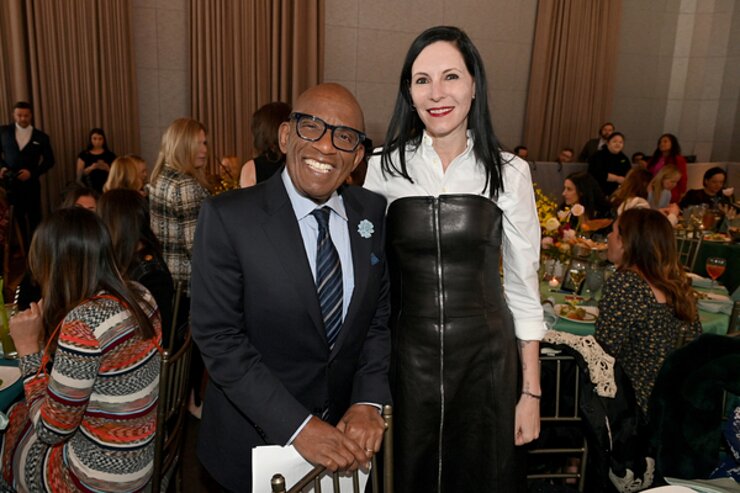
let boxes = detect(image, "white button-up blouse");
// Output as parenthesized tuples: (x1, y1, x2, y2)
(364, 131, 547, 341)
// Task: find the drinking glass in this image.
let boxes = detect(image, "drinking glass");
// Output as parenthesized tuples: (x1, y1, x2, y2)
(0, 303, 18, 359)
(568, 262, 587, 295)
(583, 267, 605, 305)
(705, 257, 727, 289)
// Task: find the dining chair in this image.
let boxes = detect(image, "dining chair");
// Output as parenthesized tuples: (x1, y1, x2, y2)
(270, 405, 394, 493)
(150, 330, 194, 493)
(527, 354, 588, 492)
(168, 281, 186, 352)
(728, 300, 740, 336)
(675, 236, 702, 272)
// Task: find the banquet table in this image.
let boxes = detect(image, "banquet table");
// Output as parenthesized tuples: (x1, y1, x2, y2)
(0, 358, 22, 413)
(541, 280, 731, 337)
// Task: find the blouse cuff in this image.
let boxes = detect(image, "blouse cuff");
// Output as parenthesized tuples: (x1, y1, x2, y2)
(18, 351, 44, 378)
(514, 319, 548, 341)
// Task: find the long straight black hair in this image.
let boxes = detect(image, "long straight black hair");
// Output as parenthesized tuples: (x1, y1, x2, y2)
(379, 25, 505, 196)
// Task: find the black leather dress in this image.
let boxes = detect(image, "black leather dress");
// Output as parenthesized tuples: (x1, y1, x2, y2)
(386, 194, 519, 492)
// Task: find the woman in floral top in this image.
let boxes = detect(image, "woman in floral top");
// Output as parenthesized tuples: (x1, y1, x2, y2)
(596, 208, 702, 415)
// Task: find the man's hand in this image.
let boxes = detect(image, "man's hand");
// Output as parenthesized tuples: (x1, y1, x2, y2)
(17, 169, 31, 181)
(336, 404, 385, 460)
(293, 416, 367, 472)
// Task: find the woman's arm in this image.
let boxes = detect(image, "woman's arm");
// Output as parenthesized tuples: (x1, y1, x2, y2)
(76, 157, 87, 185)
(239, 159, 256, 188)
(497, 156, 547, 445)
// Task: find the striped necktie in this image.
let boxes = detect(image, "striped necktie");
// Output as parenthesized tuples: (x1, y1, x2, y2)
(311, 207, 343, 347)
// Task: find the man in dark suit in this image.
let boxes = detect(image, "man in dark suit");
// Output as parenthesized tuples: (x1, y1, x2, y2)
(190, 83, 391, 492)
(577, 121, 614, 162)
(0, 101, 55, 244)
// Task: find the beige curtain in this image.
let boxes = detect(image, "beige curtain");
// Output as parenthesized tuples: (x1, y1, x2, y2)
(191, 0, 323, 171)
(1, 0, 139, 212)
(523, 0, 622, 162)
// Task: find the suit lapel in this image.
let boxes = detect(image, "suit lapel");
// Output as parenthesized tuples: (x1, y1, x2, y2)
(331, 188, 371, 357)
(260, 174, 325, 339)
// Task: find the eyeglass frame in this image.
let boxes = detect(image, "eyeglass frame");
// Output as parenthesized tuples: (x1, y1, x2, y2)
(289, 112, 366, 153)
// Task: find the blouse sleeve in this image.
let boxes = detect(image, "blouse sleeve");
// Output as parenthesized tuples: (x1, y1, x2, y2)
(178, 178, 209, 258)
(22, 315, 102, 446)
(363, 154, 386, 197)
(496, 155, 547, 340)
(594, 272, 642, 357)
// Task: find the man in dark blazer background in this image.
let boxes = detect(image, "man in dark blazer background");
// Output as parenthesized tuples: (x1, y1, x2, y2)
(0, 101, 55, 244)
(190, 83, 391, 492)
(577, 121, 614, 163)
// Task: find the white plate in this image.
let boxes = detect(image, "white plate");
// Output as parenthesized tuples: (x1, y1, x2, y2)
(0, 366, 21, 392)
(554, 304, 598, 324)
(703, 292, 730, 301)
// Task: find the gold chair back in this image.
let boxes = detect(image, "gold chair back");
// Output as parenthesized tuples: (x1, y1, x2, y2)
(527, 354, 588, 492)
(675, 236, 703, 272)
(271, 405, 393, 493)
(150, 330, 193, 493)
(728, 300, 740, 336)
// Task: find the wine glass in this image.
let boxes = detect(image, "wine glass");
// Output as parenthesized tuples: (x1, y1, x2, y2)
(568, 263, 587, 296)
(705, 257, 726, 289)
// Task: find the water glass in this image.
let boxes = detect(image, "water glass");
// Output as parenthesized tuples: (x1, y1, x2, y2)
(0, 303, 18, 359)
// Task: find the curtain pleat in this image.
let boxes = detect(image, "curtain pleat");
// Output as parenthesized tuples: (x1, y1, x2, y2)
(191, 0, 323, 169)
(1, 0, 139, 213)
(523, 0, 621, 162)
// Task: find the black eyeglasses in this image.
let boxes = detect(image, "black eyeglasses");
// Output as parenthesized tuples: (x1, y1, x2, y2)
(290, 112, 366, 153)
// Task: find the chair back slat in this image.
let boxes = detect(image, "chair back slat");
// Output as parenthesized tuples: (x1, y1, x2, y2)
(150, 330, 193, 493)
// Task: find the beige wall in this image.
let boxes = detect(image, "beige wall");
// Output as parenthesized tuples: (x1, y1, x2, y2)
(131, 0, 190, 170)
(130, 0, 740, 165)
(323, 0, 538, 149)
(612, 0, 740, 162)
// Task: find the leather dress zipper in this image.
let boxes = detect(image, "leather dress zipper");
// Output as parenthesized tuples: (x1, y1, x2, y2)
(433, 197, 445, 491)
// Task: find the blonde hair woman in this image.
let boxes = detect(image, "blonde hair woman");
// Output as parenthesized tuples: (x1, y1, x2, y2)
(103, 154, 148, 193)
(648, 165, 681, 209)
(149, 118, 210, 293)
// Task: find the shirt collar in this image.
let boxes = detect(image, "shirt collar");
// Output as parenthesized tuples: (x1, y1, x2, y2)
(281, 169, 348, 222)
(15, 123, 32, 133)
(419, 129, 475, 160)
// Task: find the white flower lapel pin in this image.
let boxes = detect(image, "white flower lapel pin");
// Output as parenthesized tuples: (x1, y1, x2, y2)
(357, 219, 374, 239)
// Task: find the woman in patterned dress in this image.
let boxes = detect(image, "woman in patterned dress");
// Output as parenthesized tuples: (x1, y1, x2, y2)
(1, 207, 161, 492)
(596, 208, 702, 416)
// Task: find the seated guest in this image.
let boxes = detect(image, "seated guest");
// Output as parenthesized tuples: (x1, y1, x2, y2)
(647, 133, 687, 203)
(648, 165, 681, 210)
(631, 151, 647, 168)
(556, 147, 574, 165)
(578, 121, 614, 162)
(98, 189, 175, 346)
(679, 166, 735, 210)
(103, 154, 148, 195)
(76, 127, 116, 193)
(560, 171, 612, 229)
(514, 145, 529, 159)
(239, 101, 291, 188)
(587, 131, 631, 197)
(1, 207, 161, 492)
(596, 208, 701, 417)
(611, 168, 653, 215)
(60, 184, 99, 211)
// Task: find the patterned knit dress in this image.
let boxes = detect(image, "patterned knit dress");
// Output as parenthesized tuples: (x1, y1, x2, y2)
(1, 290, 161, 492)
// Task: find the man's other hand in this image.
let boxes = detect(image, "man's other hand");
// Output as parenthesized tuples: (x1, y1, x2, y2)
(336, 404, 385, 459)
(293, 416, 367, 472)
(17, 169, 31, 181)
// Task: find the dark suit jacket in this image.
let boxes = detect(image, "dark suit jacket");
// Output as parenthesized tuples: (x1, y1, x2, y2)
(190, 171, 392, 491)
(0, 124, 55, 181)
(578, 137, 602, 163)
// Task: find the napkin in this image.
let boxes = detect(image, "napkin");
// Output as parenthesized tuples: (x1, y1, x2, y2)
(252, 445, 369, 493)
(687, 273, 714, 289)
(698, 293, 733, 315)
(542, 298, 558, 329)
